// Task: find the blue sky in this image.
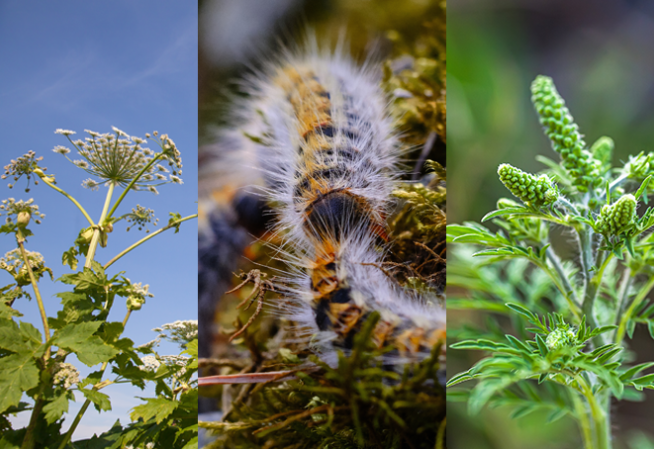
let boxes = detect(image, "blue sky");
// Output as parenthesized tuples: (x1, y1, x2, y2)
(0, 1, 197, 440)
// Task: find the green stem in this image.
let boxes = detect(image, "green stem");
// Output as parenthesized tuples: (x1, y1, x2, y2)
(16, 235, 50, 356)
(84, 182, 115, 268)
(56, 310, 132, 449)
(39, 176, 94, 227)
(615, 274, 654, 345)
(613, 267, 633, 339)
(570, 389, 594, 449)
(21, 396, 46, 449)
(104, 214, 198, 269)
(578, 376, 611, 449)
(105, 153, 163, 220)
(545, 245, 581, 307)
(578, 227, 604, 346)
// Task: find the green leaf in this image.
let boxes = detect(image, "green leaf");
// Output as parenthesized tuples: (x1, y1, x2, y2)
(0, 353, 39, 413)
(505, 303, 536, 322)
(635, 175, 653, 202)
(536, 335, 549, 357)
(54, 322, 119, 366)
(620, 362, 654, 382)
(130, 397, 178, 424)
(43, 391, 73, 424)
(79, 388, 112, 412)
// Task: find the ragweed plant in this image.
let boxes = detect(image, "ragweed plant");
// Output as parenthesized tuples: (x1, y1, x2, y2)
(0, 128, 197, 449)
(447, 76, 654, 449)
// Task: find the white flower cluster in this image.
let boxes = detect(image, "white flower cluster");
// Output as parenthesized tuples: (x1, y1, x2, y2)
(153, 320, 198, 347)
(53, 362, 80, 389)
(0, 248, 45, 274)
(52, 127, 183, 192)
(139, 355, 161, 372)
(0, 198, 45, 225)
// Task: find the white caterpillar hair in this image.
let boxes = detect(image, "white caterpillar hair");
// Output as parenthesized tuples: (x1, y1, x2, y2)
(209, 34, 445, 369)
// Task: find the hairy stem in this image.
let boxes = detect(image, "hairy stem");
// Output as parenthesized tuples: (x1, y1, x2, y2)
(56, 310, 132, 449)
(104, 213, 197, 269)
(545, 245, 580, 308)
(84, 182, 115, 268)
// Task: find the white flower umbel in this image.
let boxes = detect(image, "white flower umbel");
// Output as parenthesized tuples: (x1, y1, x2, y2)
(52, 128, 183, 192)
(53, 362, 80, 389)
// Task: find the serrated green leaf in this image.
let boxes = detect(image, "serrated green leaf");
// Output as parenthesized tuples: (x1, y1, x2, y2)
(54, 322, 119, 366)
(79, 388, 112, 412)
(43, 391, 73, 424)
(0, 353, 39, 413)
(130, 397, 178, 424)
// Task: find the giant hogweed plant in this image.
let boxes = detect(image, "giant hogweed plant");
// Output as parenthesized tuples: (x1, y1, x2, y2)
(447, 76, 654, 449)
(0, 128, 198, 449)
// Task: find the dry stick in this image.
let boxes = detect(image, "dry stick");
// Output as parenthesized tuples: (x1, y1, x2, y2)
(226, 270, 274, 343)
(253, 405, 350, 437)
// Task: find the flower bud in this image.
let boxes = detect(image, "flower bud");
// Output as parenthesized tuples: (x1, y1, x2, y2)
(546, 325, 577, 351)
(596, 194, 637, 236)
(498, 164, 558, 207)
(531, 76, 602, 190)
(127, 296, 145, 311)
(16, 211, 31, 226)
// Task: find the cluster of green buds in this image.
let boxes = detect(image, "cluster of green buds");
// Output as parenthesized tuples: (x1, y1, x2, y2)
(531, 76, 602, 191)
(497, 164, 558, 207)
(53, 127, 183, 194)
(545, 323, 577, 351)
(595, 194, 637, 236)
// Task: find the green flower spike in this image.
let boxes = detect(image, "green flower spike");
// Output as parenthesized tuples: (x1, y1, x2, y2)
(595, 194, 637, 236)
(498, 164, 558, 207)
(531, 76, 602, 191)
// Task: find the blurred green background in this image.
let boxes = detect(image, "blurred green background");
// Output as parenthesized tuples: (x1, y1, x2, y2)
(448, 0, 654, 447)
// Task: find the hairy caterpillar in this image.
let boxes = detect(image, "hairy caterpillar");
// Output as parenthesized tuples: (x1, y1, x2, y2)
(200, 37, 445, 377)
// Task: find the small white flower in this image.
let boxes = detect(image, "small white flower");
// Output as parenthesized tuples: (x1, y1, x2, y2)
(148, 186, 159, 195)
(170, 175, 183, 185)
(81, 178, 100, 191)
(73, 160, 89, 169)
(52, 145, 71, 155)
(111, 126, 129, 137)
(55, 129, 76, 136)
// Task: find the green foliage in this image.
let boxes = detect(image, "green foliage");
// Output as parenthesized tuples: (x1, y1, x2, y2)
(448, 76, 654, 449)
(202, 313, 445, 449)
(0, 128, 197, 448)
